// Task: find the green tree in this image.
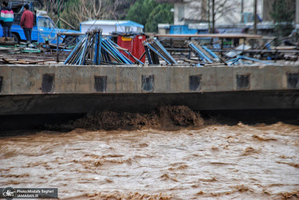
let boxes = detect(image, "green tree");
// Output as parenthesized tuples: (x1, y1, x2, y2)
(125, 0, 158, 30)
(145, 4, 174, 32)
(270, 0, 295, 37)
(126, 0, 173, 32)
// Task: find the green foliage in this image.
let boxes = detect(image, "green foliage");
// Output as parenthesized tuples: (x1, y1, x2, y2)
(270, 0, 295, 37)
(35, 0, 171, 32)
(145, 4, 174, 32)
(125, 0, 158, 27)
(125, 0, 173, 32)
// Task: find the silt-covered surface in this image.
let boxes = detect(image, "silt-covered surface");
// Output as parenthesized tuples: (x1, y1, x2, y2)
(0, 121, 298, 199)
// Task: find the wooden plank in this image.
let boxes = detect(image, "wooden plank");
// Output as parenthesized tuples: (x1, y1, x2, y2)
(184, 58, 200, 64)
(57, 32, 85, 36)
(275, 46, 298, 50)
(0, 41, 17, 45)
(153, 34, 262, 39)
(1, 56, 58, 65)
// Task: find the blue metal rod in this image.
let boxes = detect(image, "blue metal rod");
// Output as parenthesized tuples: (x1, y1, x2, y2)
(103, 43, 126, 64)
(189, 43, 213, 63)
(146, 43, 171, 64)
(144, 45, 153, 64)
(80, 34, 96, 65)
(153, 38, 177, 64)
(78, 34, 90, 65)
(93, 32, 98, 65)
(119, 48, 144, 65)
(202, 45, 220, 60)
(227, 55, 275, 66)
(102, 44, 123, 63)
(98, 33, 102, 65)
(102, 39, 127, 63)
(64, 36, 86, 64)
(105, 39, 133, 64)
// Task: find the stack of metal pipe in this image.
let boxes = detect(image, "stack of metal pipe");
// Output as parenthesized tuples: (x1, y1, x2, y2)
(101, 38, 134, 65)
(64, 29, 136, 65)
(64, 29, 102, 65)
(143, 38, 177, 65)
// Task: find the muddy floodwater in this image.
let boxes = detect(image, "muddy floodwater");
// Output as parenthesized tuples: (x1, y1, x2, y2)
(0, 123, 299, 199)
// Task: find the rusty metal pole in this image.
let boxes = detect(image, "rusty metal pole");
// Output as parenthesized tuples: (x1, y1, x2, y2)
(212, 0, 215, 33)
(208, 0, 210, 33)
(253, 0, 257, 34)
(241, 0, 244, 23)
(57, 33, 59, 63)
(58, 0, 60, 28)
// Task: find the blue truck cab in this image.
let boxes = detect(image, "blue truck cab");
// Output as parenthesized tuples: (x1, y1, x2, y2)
(0, 2, 80, 44)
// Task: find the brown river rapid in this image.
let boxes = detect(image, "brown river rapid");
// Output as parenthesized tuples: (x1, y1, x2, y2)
(0, 106, 299, 200)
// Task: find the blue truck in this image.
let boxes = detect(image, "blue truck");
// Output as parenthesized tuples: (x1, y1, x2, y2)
(0, 2, 80, 45)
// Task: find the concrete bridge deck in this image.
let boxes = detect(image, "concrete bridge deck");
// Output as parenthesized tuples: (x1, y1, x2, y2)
(0, 64, 299, 116)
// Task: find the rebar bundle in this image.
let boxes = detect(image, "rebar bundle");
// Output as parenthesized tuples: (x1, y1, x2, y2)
(143, 38, 177, 65)
(202, 45, 220, 61)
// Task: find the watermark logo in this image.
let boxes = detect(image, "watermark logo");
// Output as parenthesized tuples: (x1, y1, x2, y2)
(0, 187, 58, 199)
(2, 187, 16, 199)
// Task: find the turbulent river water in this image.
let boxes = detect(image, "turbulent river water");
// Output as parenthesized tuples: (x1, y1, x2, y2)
(0, 107, 299, 199)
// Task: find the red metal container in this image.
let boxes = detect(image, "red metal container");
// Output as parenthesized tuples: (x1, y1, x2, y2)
(117, 35, 146, 63)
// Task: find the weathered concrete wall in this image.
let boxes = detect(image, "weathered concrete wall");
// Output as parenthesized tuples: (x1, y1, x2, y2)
(0, 64, 299, 95)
